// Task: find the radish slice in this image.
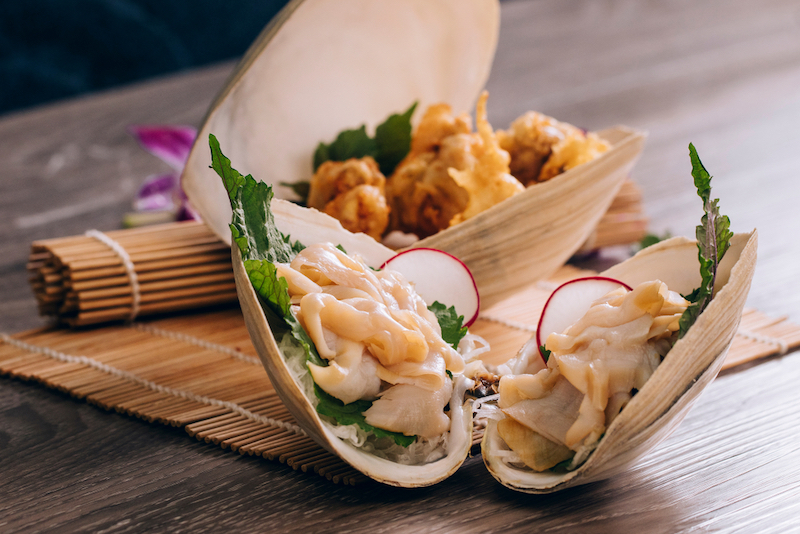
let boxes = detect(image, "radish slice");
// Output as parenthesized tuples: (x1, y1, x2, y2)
(536, 276, 632, 361)
(381, 248, 480, 327)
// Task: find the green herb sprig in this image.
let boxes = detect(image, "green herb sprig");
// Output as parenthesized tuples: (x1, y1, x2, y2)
(427, 301, 468, 350)
(678, 144, 734, 338)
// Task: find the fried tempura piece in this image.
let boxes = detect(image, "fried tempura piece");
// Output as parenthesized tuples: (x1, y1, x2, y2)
(387, 93, 522, 237)
(308, 157, 384, 208)
(386, 105, 476, 238)
(448, 92, 524, 225)
(537, 132, 611, 182)
(323, 185, 389, 241)
(496, 111, 582, 186)
(307, 157, 390, 240)
(408, 103, 472, 155)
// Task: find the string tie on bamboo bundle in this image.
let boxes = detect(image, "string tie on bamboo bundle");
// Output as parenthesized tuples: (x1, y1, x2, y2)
(85, 229, 141, 321)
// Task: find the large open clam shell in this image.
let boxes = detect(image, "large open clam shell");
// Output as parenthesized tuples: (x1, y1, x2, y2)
(482, 230, 758, 493)
(183, 0, 499, 244)
(234, 200, 473, 487)
(181, 0, 646, 309)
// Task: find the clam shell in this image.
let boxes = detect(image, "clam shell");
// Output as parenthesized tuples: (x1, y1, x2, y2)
(183, 0, 499, 244)
(481, 230, 758, 493)
(234, 201, 473, 487)
(181, 0, 646, 309)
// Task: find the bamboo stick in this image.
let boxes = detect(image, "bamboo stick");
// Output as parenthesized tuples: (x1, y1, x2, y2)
(67, 252, 231, 281)
(76, 273, 235, 302)
(71, 262, 232, 291)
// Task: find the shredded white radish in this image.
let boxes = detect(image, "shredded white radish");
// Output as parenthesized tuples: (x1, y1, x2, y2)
(472, 394, 501, 428)
(458, 333, 491, 362)
(325, 421, 368, 448)
(279, 333, 317, 405)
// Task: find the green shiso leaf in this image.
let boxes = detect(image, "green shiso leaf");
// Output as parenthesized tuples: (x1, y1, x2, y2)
(314, 385, 416, 448)
(428, 301, 467, 350)
(373, 102, 418, 176)
(314, 125, 376, 172)
(678, 144, 734, 338)
(638, 231, 672, 250)
(210, 133, 247, 205)
(210, 133, 298, 264)
(313, 102, 417, 177)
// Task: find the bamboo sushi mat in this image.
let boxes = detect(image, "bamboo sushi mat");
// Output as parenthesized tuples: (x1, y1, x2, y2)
(3, 264, 800, 485)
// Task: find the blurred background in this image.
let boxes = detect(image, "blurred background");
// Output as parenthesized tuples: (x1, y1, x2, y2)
(0, 0, 290, 116)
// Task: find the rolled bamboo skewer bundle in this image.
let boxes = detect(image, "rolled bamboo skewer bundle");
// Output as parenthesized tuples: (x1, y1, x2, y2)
(27, 180, 646, 327)
(28, 221, 238, 327)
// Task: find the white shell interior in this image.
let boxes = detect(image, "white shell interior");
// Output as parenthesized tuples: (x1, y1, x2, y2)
(183, 0, 500, 245)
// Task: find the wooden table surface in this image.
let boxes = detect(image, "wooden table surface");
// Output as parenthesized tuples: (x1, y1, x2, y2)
(2, 1, 800, 532)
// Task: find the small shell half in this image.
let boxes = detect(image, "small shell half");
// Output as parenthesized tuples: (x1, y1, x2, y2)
(181, 0, 646, 309)
(234, 200, 473, 487)
(481, 230, 758, 493)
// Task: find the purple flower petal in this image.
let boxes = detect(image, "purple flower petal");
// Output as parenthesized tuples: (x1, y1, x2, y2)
(135, 193, 176, 212)
(129, 125, 197, 171)
(137, 173, 178, 198)
(177, 200, 201, 222)
(135, 173, 179, 212)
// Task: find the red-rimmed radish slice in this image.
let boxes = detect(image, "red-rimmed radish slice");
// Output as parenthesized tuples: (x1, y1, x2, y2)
(381, 248, 480, 327)
(536, 276, 632, 360)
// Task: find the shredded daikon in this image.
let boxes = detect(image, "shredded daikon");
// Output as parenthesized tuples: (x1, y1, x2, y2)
(458, 333, 491, 362)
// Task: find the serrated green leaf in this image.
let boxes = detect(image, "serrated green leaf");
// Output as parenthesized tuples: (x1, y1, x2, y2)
(374, 102, 417, 175)
(210, 133, 247, 206)
(678, 144, 733, 338)
(690, 144, 712, 203)
(715, 210, 733, 260)
(312, 102, 417, 176)
(210, 134, 298, 264)
(210, 136, 321, 368)
(244, 259, 291, 315)
(428, 301, 467, 350)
